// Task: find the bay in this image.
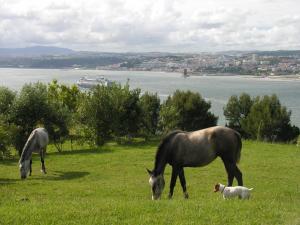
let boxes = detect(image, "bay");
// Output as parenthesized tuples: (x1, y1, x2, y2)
(0, 68, 299, 127)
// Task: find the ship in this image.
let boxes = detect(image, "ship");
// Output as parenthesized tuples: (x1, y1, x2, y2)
(76, 76, 113, 89)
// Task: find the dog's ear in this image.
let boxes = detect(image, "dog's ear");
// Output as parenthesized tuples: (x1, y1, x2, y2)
(146, 168, 153, 175)
(214, 183, 219, 192)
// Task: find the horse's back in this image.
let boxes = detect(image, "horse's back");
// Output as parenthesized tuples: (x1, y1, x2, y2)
(33, 128, 49, 152)
(169, 126, 241, 167)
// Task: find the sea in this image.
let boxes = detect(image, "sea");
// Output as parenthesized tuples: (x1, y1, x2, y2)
(1, 68, 299, 127)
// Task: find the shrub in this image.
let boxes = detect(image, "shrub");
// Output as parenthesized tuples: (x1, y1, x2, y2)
(225, 93, 299, 142)
(139, 92, 160, 137)
(159, 90, 218, 132)
(9, 82, 69, 154)
(78, 83, 142, 146)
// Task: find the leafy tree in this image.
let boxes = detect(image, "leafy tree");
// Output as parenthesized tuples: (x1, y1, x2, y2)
(9, 82, 69, 154)
(0, 116, 17, 159)
(111, 83, 141, 139)
(48, 79, 81, 113)
(139, 92, 160, 137)
(0, 87, 16, 116)
(241, 94, 299, 142)
(223, 93, 253, 137)
(48, 80, 81, 149)
(159, 90, 218, 132)
(78, 83, 142, 146)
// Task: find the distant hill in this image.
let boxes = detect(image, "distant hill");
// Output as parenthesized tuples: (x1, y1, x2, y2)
(0, 46, 75, 57)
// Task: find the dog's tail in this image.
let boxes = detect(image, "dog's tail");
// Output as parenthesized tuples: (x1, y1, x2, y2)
(249, 188, 254, 191)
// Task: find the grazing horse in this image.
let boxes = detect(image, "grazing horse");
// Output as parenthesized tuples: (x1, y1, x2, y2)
(19, 128, 49, 179)
(147, 126, 243, 200)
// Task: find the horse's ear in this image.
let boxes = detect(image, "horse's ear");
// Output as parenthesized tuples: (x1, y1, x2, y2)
(146, 168, 153, 175)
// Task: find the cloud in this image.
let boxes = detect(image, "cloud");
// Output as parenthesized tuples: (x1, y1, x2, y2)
(0, 0, 299, 51)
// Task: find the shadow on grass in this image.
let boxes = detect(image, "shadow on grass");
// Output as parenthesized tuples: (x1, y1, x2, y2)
(0, 178, 19, 185)
(0, 158, 18, 165)
(33, 170, 90, 181)
(114, 138, 160, 150)
(0, 171, 89, 184)
(48, 148, 114, 156)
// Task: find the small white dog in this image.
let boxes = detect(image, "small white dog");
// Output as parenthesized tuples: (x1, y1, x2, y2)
(214, 183, 253, 199)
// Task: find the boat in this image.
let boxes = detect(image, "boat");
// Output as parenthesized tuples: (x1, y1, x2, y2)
(76, 76, 113, 89)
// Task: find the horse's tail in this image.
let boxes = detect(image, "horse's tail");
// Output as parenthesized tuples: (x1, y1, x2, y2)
(19, 129, 37, 163)
(234, 131, 242, 164)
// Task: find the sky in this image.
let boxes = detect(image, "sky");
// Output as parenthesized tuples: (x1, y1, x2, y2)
(0, 0, 299, 52)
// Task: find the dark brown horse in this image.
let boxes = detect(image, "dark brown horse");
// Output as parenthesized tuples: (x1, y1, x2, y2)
(147, 126, 243, 200)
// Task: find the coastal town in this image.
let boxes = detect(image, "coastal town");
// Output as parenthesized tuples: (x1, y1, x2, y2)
(1, 47, 300, 77)
(97, 51, 300, 77)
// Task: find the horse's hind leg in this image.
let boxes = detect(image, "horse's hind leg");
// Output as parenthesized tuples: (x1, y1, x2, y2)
(168, 167, 179, 199)
(178, 168, 189, 199)
(235, 165, 243, 186)
(222, 159, 235, 186)
(40, 150, 46, 174)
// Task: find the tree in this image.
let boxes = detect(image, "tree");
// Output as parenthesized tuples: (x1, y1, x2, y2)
(159, 90, 218, 133)
(78, 83, 142, 146)
(0, 86, 16, 116)
(9, 82, 69, 154)
(223, 93, 253, 137)
(241, 94, 299, 142)
(0, 87, 16, 158)
(139, 92, 160, 137)
(48, 80, 81, 150)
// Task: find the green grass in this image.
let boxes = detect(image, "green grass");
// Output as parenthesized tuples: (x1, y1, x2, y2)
(0, 140, 299, 225)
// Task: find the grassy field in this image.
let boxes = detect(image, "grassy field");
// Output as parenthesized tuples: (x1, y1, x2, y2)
(0, 140, 299, 225)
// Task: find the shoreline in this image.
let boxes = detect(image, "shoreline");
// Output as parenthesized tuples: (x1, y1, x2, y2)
(1, 67, 300, 81)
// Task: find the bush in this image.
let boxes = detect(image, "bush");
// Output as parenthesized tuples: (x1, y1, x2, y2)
(224, 93, 299, 142)
(9, 82, 69, 154)
(139, 92, 160, 137)
(159, 90, 218, 132)
(0, 116, 18, 159)
(0, 86, 16, 116)
(78, 83, 142, 146)
(223, 93, 253, 137)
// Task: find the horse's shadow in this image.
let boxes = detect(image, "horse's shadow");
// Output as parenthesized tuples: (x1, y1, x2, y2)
(34, 170, 90, 181)
(0, 171, 89, 184)
(48, 148, 114, 156)
(0, 178, 19, 185)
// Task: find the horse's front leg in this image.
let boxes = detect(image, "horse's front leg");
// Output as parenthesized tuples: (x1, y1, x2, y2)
(40, 149, 46, 174)
(168, 167, 179, 199)
(178, 168, 189, 199)
(29, 158, 32, 176)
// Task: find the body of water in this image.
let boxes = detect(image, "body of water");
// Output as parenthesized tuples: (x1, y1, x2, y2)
(1, 68, 300, 127)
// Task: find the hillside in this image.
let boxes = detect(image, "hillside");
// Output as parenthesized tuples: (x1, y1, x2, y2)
(0, 140, 299, 224)
(0, 46, 75, 57)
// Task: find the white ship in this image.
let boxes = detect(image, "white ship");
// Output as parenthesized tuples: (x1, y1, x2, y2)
(76, 76, 113, 89)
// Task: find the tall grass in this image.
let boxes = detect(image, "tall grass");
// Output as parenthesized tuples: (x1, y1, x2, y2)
(0, 140, 299, 225)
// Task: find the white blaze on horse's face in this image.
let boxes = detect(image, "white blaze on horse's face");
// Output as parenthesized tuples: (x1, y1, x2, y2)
(19, 160, 30, 179)
(149, 174, 165, 200)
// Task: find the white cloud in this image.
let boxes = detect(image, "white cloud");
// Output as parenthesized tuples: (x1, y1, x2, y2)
(0, 0, 299, 52)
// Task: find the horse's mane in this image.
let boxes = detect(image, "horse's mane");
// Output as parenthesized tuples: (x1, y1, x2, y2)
(19, 130, 37, 163)
(154, 130, 183, 174)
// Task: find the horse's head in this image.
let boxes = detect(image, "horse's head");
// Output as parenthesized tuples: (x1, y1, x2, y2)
(19, 160, 30, 179)
(147, 169, 165, 200)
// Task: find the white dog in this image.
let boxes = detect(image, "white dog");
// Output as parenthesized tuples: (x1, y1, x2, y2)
(214, 183, 253, 199)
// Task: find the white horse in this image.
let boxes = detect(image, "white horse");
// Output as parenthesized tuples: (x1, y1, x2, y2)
(19, 128, 49, 179)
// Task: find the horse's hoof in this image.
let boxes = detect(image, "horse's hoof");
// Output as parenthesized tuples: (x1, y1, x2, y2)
(184, 192, 189, 199)
(41, 170, 47, 174)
